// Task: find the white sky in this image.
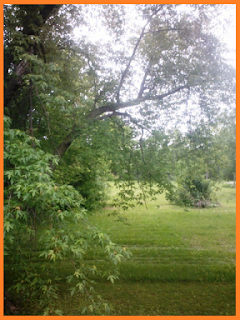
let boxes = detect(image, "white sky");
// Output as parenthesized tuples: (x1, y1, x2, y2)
(211, 4, 236, 66)
(73, 4, 236, 65)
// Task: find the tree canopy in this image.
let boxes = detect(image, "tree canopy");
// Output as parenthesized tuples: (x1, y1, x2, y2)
(5, 5, 235, 144)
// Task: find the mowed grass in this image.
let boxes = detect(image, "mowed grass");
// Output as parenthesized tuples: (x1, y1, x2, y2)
(80, 183, 235, 315)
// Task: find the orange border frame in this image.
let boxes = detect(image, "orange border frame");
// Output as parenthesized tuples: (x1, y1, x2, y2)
(0, 1, 237, 319)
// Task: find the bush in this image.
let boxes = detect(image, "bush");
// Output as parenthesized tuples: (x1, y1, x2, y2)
(167, 176, 214, 207)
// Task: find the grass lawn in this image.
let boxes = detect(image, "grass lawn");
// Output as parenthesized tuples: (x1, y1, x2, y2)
(59, 183, 236, 315)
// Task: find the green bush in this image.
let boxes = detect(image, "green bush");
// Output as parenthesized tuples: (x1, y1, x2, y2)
(167, 176, 214, 207)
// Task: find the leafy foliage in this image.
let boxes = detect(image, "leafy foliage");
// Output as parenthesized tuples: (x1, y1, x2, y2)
(165, 124, 223, 207)
(4, 116, 131, 315)
(167, 176, 214, 207)
(53, 131, 112, 210)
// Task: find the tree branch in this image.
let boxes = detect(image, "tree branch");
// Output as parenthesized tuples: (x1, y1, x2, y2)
(143, 27, 183, 35)
(138, 62, 151, 98)
(115, 5, 163, 102)
(52, 84, 189, 166)
(99, 111, 146, 128)
(146, 84, 189, 100)
(50, 127, 77, 170)
(88, 84, 189, 119)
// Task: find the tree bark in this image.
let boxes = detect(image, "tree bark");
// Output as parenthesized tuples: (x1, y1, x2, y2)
(4, 60, 29, 107)
(54, 132, 76, 159)
(50, 128, 78, 170)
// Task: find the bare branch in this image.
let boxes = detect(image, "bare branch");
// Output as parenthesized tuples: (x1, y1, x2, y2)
(147, 84, 189, 100)
(88, 100, 143, 119)
(115, 26, 147, 103)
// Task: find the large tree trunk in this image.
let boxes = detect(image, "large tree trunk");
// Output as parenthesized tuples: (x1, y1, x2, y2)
(54, 132, 76, 159)
(4, 60, 29, 107)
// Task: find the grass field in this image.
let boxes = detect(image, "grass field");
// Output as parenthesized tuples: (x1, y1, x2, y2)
(60, 183, 236, 315)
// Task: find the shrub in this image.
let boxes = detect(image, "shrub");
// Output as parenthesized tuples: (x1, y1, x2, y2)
(167, 176, 214, 207)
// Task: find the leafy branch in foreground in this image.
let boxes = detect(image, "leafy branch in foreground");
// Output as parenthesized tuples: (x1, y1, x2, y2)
(4, 116, 131, 315)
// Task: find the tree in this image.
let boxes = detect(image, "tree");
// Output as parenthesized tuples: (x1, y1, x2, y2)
(165, 126, 216, 207)
(4, 4, 235, 206)
(165, 112, 236, 207)
(5, 5, 235, 158)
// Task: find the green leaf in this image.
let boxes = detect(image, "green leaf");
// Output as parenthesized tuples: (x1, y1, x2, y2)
(76, 282, 85, 292)
(107, 274, 116, 283)
(4, 221, 13, 232)
(69, 287, 76, 296)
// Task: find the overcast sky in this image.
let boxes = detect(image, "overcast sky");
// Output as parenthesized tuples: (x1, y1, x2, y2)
(73, 4, 236, 66)
(211, 4, 236, 66)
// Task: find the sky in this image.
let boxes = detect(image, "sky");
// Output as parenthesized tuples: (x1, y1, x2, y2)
(73, 4, 236, 66)
(211, 4, 236, 66)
